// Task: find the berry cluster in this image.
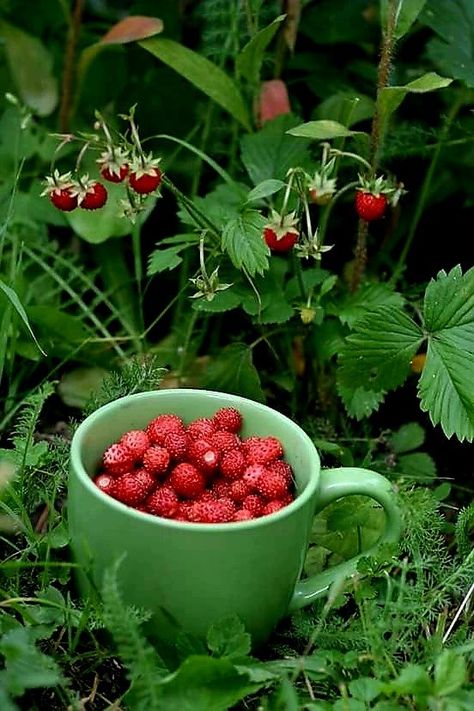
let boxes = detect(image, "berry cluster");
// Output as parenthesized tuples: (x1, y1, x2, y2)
(94, 407, 295, 524)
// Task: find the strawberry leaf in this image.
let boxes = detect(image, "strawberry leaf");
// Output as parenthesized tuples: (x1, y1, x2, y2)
(331, 282, 405, 328)
(201, 343, 265, 403)
(337, 305, 424, 392)
(418, 266, 474, 442)
(287, 119, 361, 140)
(222, 210, 269, 277)
(336, 382, 385, 420)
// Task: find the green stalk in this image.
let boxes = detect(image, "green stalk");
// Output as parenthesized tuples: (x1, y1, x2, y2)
(391, 91, 466, 285)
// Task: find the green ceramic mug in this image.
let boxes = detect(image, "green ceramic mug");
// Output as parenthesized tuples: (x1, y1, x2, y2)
(68, 389, 402, 645)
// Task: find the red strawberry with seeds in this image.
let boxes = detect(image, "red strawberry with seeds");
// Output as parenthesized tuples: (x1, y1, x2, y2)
(163, 430, 188, 460)
(187, 438, 219, 474)
(255, 471, 288, 501)
(267, 460, 293, 485)
(143, 446, 170, 476)
(146, 486, 179, 518)
(355, 190, 387, 221)
(42, 171, 78, 212)
(94, 473, 116, 496)
(176, 501, 194, 520)
(212, 479, 232, 498)
(244, 436, 283, 464)
(120, 430, 150, 461)
(220, 449, 246, 479)
(80, 182, 108, 210)
(170, 463, 205, 499)
(243, 494, 264, 517)
(213, 407, 242, 433)
(243, 463, 266, 491)
(97, 148, 129, 183)
(262, 500, 286, 516)
(233, 509, 254, 522)
(146, 414, 184, 445)
(101, 164, 129, 183)
(103, 443, 134, 476)
(129, 167, 162, 194)
(113, 470, 155, 505)
(187, 418, 216, 440)
(263, 210, 299, 253)
(229, 479, 251, 503)
(212, 431, 241, 453)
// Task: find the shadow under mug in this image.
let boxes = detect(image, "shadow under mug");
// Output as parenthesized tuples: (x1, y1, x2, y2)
(68, 389, 402, 646)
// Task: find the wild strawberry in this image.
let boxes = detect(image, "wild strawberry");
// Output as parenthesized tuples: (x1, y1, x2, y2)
(197, 490, 216, 503)
(129, 154, 162, 194)
(102, 443, 134, 476)
(220, 449, 246, 479)
(213, 407, 242, 433)
(355, 190, 387, 221)
(243, 494, 264, 517)
(187, 439, 219, 475)
(76, 177, 108, 210)
(97, 148, 129, 183)
(41, 171, 78, 211)
(113, 470, 155, 506)
(243, 463, 266, 491)
(176, 500, 194, 521)
(262, 500, 286, 516)
(146, 486, 179, 518)
(229, 479, 251, 503)
(213, 497, 237, 522)
(163, 430, 188, 460)
(308, 161, 337, 206)
(146, 414, 185, 445)
(120, 430, 150, 461)
(263, 210, 299, 253)
(212, 479, 232, 498)
(212, 431, 241, 453)
(143, 446, 170, 476)
(191, 498, 235, 523)
(233, 509, 254, 522)
(170, 463, 205, 499)
(187, 418, 216, 440)
(94, 472, 116, 496)
(244, 436, 284, 464)
(255, 471, 288, 501)
(267, 460, 293, 486)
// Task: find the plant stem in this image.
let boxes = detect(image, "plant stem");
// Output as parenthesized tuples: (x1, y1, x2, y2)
(391, 92, 466, 285)
(58, 0, 84, 132)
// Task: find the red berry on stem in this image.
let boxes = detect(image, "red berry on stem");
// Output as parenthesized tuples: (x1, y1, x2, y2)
(80, 182, 108, 210)
(50, 188, 78, 212)
(263, 227, 299, 253)
(101, 164, 129, 183)
(129, 167, 162, 194)
(354, 190, 388, 221)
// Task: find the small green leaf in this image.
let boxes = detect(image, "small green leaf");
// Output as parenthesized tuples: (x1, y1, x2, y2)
(241, 114, 312, 185)
(333, 283, 405, 328)
(348, 677, 384, 702)
(337, 382, 385, 420)
(246, 179, 285, 202)
(287, 119, 361, 140)
(390, 423, 425, 453)
(0, 21, 58, 115)
(388, 664, 432, 696)
(207, 615, 251, 659)
(418, 266, 474, 442)
(201, 343, 265, 402)
(192, 289, 242, 313)
(236, 15, 285, 85)
(337, 305, 423, 392)
(379, 72, 452, 134)
(0, 280, 45, 356)
(0, 627, 64, 695)
(139, 38, 250, 129)
(434, 650, 467, 696)
(222, 210, 269, 277)
(313, 92, 375, 126)
(395, 0, 428, 39)
(398, 452, 436, 481)
(147, 246, 185, 275)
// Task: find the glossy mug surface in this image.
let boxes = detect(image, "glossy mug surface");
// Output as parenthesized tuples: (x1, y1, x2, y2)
(68, 389, 402, 645)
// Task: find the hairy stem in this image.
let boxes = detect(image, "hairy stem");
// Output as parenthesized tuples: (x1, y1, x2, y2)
(59, 0, 85, 132)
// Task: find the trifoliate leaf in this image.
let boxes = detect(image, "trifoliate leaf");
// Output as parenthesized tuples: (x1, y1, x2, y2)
(338, 305, 423, 392)
(418, 266, 474, 441)
(221, 210, 269, 277)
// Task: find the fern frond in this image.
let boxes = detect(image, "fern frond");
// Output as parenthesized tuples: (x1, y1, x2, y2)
(101, 559, 167, 710)
(455, 503, 474, 560)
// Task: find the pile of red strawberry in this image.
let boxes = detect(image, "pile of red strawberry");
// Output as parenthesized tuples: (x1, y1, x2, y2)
(94, 407, 295, 523)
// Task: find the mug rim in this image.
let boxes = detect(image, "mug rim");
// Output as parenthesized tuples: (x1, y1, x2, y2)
(70, 389, 321, 532)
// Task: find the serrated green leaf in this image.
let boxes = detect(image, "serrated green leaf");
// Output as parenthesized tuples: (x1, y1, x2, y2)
(337, 382, 385, 420)
(207, 615, 251, 659)
(421, 0, 474, 87)
(192, 289, 242, 313)
(236, 15, 285, 85)
(348, 677, 384, 702)
(398, 452, 436, 481)
(139, 38, 250, 129)
(338, 305, 423, 392)
(390, 422, 425, 453)
(388, 665, 432, 696)
(246, 179, 285, 202)
(418, 266, 474, 442)
(0, 627, 64, 696)
(201, 343, 264, 402)
(0, 280, 45, 356)
(434, 650, 467, 696)
(240, 114, 312, 185)
(221, 210, 269, 277)
(379, 72, 452, 134)
(333, 282, 404, 328)
(287, 119, 361, 140)
(147, 246, 185, 275)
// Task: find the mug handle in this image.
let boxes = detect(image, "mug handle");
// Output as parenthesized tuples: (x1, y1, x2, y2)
(288, 467, 402, 612)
